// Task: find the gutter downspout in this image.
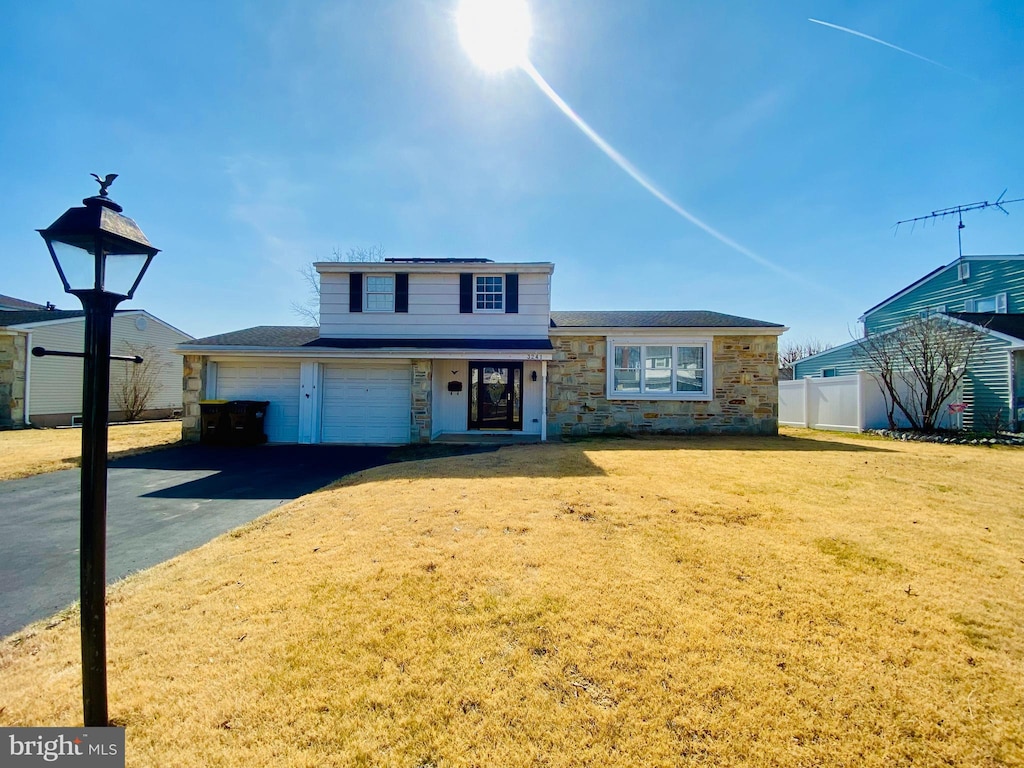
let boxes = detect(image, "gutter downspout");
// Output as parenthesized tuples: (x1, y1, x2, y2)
(23, 331, 31, 426)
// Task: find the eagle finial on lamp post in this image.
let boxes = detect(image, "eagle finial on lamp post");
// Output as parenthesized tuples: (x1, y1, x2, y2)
(89, 173, 118, 198)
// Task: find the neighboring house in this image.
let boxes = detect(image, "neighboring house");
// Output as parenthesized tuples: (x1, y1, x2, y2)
(0, 304, 193, 428)
(0, 295, 47, 311)
(177, 258, 785, 444)
(793, 254, 1024, 430)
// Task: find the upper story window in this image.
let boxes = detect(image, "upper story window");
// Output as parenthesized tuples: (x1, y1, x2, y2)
(608, 340, 711, 400)
(475, 276, 503, 311)
(958, 261, 970, 281)
(918, 305, 946, 319)
(348, 272, 408, 313)
(965, 293, 1007, 314)
(364, 275, 395, 312)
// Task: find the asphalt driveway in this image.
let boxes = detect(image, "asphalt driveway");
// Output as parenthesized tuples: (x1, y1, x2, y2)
(0, 444, 393, 638)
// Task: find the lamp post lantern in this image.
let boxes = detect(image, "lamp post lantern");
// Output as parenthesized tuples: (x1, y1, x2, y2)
(37, 175, 159, 726)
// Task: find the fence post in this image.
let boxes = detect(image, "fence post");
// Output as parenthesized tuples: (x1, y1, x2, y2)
(802, 376, 811, 428)
(856, 371, 865, 433)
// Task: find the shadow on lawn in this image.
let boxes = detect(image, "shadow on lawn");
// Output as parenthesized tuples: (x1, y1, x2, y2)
(106, 434, 889, 501)
(557, 433, 895, 453)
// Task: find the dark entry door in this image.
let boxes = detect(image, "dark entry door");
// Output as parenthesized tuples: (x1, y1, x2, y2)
(469, 362, 523, 430)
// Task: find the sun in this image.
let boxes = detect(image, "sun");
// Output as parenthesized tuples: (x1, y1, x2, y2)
(456, 0, 532, 73)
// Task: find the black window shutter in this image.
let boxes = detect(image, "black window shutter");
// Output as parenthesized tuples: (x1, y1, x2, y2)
(460, 273, 473, 313)
(395, 273, 409, 313)
(505, 273, 519, 314)
(349, 272, 363, 313)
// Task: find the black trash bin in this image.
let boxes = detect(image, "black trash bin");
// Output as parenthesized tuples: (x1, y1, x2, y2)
(199, 400, 229, 444)
(226, 400, 269, 445)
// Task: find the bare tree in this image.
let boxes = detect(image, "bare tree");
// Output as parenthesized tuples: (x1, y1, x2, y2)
(113, 342, 167, 421)
(853, 316, 986, 432)
(778, 338, 834, 377)
(292, 244, 386, 326)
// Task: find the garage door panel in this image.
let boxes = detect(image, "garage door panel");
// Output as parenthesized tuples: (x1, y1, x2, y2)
(321, 364, 411, 444)
(216, 362, 300, 443)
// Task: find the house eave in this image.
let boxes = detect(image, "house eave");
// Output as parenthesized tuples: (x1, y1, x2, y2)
(315, 261, 555, 276)
(548, 325, 787, 337)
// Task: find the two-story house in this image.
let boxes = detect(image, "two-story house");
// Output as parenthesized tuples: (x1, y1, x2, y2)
(793, 254, 1024, 430)
(177, 258, 785, 444)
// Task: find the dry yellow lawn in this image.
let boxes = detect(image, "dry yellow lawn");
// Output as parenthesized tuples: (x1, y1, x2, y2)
(0, 421, 181, 481)
(1, 428, 1022, 767)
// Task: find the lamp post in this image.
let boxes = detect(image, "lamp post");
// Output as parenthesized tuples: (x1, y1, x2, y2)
(37, 175, 159, 726)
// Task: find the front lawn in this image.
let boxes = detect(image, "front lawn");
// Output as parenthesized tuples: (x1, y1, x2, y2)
(0, 420, 181, 481)
(1, 430, 1021, 766)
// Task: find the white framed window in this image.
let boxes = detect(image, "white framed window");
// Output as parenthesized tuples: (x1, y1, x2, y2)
(918, 305, 946, 318)
(965, 293, 1007, 314)
(821, 367, 838, 378)
(958, 261, 970, 281)
(607, 339, 711, 400)
(364, 275, 395, 312)
(475, 275, 503, 311)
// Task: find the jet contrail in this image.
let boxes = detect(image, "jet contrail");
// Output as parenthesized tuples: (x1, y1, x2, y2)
(808, 18, 958, 74)
(520, 59, 814, 286)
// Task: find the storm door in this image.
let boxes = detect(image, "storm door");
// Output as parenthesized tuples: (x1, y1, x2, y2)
(469, 362, 523, 430)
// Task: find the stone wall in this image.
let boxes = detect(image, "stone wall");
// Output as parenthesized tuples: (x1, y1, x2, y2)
(546, 334, 779, 437)
(411, 360, 432, 443)
(181, 354, 208, 442)
(0, 334, 27, 429)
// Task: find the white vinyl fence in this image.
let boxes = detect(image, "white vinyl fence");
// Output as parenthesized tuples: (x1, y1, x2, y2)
(779, 372, 962, 432)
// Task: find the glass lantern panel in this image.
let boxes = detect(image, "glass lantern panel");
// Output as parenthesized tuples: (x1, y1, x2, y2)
(102, 252, 150, 296)
(49, 240, 98, 292)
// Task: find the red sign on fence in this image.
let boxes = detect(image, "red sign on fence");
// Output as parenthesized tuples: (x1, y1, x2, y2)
(948, 403, 967, 413)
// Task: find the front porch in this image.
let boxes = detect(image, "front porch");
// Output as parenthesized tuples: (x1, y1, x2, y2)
(431, 431, 543, 445)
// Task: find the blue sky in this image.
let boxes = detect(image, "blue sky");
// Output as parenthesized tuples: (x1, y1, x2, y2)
(2, 0, 1022, 347)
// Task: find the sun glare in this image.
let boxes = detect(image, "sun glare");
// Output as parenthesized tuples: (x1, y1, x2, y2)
(457, 0, 532, 73)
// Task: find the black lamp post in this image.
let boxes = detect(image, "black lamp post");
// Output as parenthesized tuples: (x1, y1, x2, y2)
(37, 175, 159, 726)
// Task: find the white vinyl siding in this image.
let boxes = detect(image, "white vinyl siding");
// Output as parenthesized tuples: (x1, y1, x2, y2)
(215, 361, 301, 443)
(320, 363, 411, 444)
(27, 313, 189, 418)
(319, 270, 551, 339)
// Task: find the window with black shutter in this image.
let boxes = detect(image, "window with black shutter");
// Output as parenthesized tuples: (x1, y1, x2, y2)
(395, 273, 409, 313)
(349, 273, 363, 313)
(505, 273, 519, 314)
(460, 273, 473, 313)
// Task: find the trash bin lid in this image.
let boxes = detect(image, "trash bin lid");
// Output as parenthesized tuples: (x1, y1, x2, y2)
(200, 399, 230, 404)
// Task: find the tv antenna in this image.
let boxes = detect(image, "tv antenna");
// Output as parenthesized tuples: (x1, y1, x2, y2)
(894, 189, 1024, 258)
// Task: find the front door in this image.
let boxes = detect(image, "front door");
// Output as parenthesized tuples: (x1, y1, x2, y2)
(469, 362, 523, 430)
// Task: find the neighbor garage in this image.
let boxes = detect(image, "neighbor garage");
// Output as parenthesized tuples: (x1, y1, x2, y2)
(321, 362, 411, 444)
(215, 360, 301, 443)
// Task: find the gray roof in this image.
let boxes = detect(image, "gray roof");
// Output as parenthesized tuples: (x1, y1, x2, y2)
(184, 326, 320, 347)
(549, 310, 784, 329)
(948, 312, 1024, 343)
(0, 309, 85, 326)
(0, 295, 46, 311)
(183, 325, 552, 351)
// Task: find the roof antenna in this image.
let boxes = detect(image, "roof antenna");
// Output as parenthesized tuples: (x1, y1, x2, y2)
(894, 189, 1023, 259)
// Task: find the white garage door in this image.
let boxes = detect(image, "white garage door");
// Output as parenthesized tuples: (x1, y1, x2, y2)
(215, 361, 300, 443)
(321, 363, 411, 444)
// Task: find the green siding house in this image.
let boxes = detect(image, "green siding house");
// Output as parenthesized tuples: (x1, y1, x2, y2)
(794, 255, 1024, 431)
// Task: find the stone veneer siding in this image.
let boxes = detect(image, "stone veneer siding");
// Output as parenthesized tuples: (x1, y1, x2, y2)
(546, 334, 779, 437)
(0, 334, 27, 429)
(181, 354, 208, 442)
(411, 360, 432, 443)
